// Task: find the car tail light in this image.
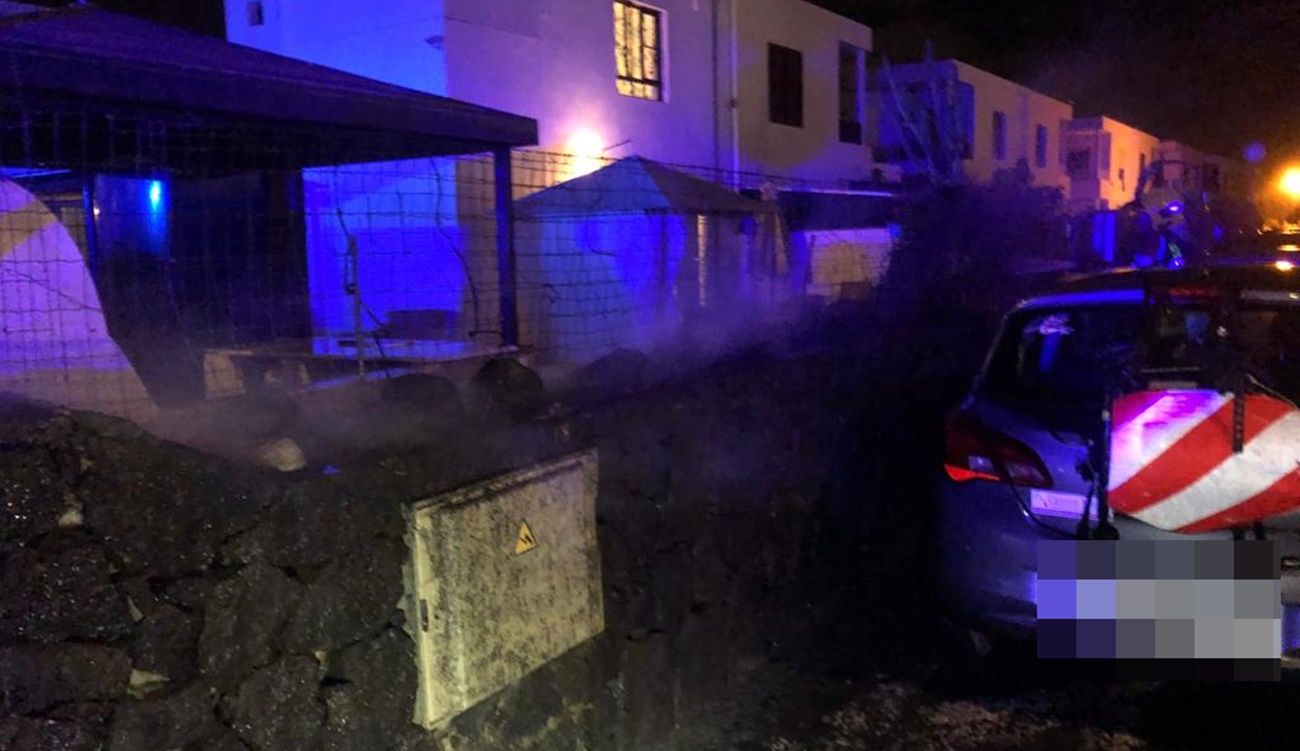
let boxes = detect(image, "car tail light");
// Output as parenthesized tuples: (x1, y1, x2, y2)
(944, 410, 1053, 488)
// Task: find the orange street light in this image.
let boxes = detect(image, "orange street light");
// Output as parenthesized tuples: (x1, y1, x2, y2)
(1280, 167, 1300, 200)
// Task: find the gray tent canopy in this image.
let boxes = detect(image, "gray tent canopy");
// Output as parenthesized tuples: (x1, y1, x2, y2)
(516, 156, 775, 218)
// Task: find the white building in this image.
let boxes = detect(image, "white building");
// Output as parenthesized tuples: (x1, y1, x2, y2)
(875, 59, 1072, 193)
(227, 0, 887, 188)
(1062, 115, 1161, 212)
(224, 0, 896, 361)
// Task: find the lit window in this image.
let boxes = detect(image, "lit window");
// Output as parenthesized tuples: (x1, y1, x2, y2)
(992, 111, 1007, 161)
(613, 1, 663, 101)
(769, 44, 803, 127)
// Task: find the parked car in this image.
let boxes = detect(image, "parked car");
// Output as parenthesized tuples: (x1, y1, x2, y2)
(937, 259, 1300, 654)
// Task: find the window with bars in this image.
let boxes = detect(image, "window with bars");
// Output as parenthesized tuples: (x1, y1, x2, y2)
(613, 1, 663, 101)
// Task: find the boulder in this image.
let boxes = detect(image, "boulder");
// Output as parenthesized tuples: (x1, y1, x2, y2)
(380, 373, 463, 418)
(0, 536, 134, 644)
(319, 628, 417, 751)
(222, 656, 324, 751)
(0, 446, 67, 550)
(130, 604, 199, 685)
(469, 358, 544, 421)
(280, 539, 405, 653)
(219, 481, 400, 569)
(79, 441, 264, 577)
(0, 714, 105, 751)
(0, 644, 130, 714)
(197, 562, 301, 689)
(187, 725, 253, 751)
(108, 681, 214, 751)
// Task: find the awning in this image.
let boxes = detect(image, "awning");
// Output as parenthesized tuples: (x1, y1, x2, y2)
(517, 156, 774, 218)
(0, 6, 538, 171)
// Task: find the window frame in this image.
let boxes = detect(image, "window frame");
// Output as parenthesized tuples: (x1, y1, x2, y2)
(768, 43, 804, 128)
(992, 110, 1007, 161)
(613, 0, 665, 102)
(837, 42, 864, 144)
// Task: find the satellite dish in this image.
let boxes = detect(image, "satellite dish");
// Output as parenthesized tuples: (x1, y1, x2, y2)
(0, 178, 155, 421)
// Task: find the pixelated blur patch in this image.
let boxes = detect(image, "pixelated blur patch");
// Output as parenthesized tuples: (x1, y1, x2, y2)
(1036, 540, 1281, 681)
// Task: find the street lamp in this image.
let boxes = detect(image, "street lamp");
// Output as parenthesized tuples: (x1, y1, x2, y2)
(1279, 167, 1300, 201)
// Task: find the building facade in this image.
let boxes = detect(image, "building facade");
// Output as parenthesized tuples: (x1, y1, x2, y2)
(874, 59, 1072, 192)
(222, 0, 898, 361)
(1062, 116, 1161, 212)
(1155, 140, 1252, 198)
(227, 0, 888, 188)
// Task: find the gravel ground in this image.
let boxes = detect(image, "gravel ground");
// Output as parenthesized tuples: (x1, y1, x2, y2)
(743, 568, 1300, 751)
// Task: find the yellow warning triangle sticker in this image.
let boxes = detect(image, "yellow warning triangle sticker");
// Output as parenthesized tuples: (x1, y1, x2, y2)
(514, 521, 538, 555)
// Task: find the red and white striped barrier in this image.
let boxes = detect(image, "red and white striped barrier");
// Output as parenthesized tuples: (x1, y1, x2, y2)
(1109, 389, 1300, 533)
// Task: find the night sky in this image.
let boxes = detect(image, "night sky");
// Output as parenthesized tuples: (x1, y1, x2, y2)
(816, 0, 1300, 165)
(39, 0, 1300, 165)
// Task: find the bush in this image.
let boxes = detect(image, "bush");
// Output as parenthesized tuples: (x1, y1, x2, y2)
(879, 169, 1067, 331)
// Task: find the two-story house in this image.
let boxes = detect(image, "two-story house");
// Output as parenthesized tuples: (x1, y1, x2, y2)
(226, 0, 886, 188)
(224, 0, 894, 360)
(874, 59, 1072, 193)
(1062, 116, 1160, 212)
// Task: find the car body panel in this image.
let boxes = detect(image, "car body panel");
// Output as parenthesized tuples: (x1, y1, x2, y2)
(937, 261, 1300, 653)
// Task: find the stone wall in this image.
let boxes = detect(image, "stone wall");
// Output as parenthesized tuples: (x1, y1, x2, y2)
(0, 340, 862, 750)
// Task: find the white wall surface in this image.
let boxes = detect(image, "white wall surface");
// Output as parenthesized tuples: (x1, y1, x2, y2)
(1064, 116, 1159, 212)
(951, 61, 1071, 192)
(227, 0, 878, 185)
(733, 0, 875, 185)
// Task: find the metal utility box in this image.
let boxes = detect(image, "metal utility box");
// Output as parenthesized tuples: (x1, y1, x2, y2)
(403, 450, 603, 729)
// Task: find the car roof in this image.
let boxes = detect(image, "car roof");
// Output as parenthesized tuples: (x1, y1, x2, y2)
(1019, 259, 1300, 310)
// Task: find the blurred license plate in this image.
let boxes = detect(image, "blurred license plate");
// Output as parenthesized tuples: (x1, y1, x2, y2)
(1031, 490, 1086, 518)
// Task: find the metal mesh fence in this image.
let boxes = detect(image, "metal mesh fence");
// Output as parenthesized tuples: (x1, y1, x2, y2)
(0, 101, 898, 425)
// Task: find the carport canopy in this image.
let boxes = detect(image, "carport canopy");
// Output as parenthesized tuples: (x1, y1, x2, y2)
(0, 5, 538, 172)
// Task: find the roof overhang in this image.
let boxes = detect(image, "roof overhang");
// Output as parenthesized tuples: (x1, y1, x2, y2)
(0, 7, 538, 172)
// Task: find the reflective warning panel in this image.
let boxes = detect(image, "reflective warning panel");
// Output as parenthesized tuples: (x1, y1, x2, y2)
(404, 451, 603, 729)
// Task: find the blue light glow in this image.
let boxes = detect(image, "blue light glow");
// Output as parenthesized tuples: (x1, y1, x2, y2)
(148, 180, 163, 210)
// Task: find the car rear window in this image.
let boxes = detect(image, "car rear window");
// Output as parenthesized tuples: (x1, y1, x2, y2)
(982, 306, 1143, 405)
(980, 301, 1300, 405)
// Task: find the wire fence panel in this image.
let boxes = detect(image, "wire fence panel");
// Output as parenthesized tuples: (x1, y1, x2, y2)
(0, 102, 899, 425)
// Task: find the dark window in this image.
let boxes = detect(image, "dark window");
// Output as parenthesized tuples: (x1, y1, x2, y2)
(768, 43, 803, 127)
(838, 43, 863, 144)
(614, 1, 663, 101)
(1034, 124, 1048, 168)
(983, 307, 1143, 406)
(992, 111, 1007, 160)
(1139, 152, 1147, 178)
(984, 303, 1300, 407)
(246, 0, 264, 26)
(1066, 149, 1091, 177)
